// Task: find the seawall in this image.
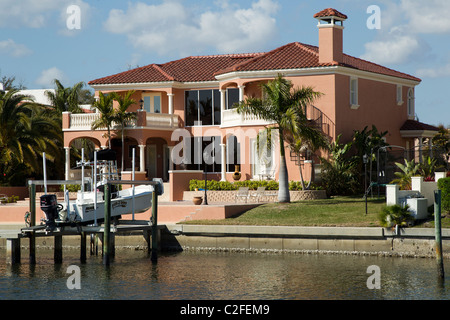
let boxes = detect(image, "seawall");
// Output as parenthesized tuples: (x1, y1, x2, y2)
(2, 224, 449, 259)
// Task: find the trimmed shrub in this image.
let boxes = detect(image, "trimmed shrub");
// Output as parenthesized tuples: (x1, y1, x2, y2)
(188, 179, 322, 191)
(437, 177, 450, 213)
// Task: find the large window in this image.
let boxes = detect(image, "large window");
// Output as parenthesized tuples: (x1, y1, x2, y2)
(143, 93, 161, 113)
(185, 89, 221, 126)
(226, 88, 240, 109)
(185, 136, 222, 173)
(185, 88, 240, 126)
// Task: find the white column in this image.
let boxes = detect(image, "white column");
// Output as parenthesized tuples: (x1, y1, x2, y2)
(238, 85, 245, 102)
(220, 143, 226, 181)
(167, 93, 174, 127)
(64, 147, 70, 180)
(220, 89, 226, 111)
(139, 145, 145, 172)
(167, 93, 174, 114)
(238, 85, 246, 123)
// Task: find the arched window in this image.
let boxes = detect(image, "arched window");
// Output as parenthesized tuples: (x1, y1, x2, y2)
(407, 88, 415, 118)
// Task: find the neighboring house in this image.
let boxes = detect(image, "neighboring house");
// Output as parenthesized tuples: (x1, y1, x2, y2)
(62, 8, 438, 196)
(7, 89, 55, 106)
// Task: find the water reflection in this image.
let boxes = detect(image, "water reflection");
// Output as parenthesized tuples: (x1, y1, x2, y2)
(0, 249, 449, 300)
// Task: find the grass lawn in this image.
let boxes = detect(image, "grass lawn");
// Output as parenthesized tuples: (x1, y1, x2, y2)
(182, 195, 450, 228)
(183, 196, 386, 227)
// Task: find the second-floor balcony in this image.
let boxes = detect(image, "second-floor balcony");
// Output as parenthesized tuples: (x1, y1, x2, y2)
(221, 108, 275, 127)
(63, 110, 179, 131)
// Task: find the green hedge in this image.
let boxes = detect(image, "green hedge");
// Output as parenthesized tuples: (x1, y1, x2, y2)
(189, 179, 323, 191)
(0, 195, 19, 204)
(437, 177, 450, 213)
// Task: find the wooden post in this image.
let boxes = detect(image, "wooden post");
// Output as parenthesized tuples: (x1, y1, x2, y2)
(54, 235, 63, 264)
(80, 232, 86, 263)
(90, 233, 99, 256)
(103, 183, 111, 266)
(434, 190, 445, 280)
(29, 183, 36, 264)
(6, 238, 20, 265)
(151, 187, 158, 263)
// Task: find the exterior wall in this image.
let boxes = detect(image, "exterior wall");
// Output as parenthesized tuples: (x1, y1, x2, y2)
(334, 74, 410, 147)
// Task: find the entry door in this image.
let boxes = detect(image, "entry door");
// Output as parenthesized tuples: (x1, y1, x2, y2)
(147, 144, 157, 178)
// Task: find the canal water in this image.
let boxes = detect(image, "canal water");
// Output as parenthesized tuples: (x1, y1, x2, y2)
(0, 248, 449, 300)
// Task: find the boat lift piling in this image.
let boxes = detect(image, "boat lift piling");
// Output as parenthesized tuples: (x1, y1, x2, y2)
(434, 190, 445, 280)
(7, 178, 163, 266)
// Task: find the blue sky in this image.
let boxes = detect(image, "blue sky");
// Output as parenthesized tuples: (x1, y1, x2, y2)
(1, 0, 449, 127)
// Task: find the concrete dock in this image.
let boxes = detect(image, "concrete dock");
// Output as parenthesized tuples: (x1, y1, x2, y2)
(2, 223, 450, 262)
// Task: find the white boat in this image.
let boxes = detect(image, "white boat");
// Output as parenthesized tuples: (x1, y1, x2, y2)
(60, 184, 156, 224)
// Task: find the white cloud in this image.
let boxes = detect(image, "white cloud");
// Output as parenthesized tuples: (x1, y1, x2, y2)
(417, 63, 450, 78)
(0, 39, 32, 57)
(360, 29, 421, 65)
(401, 0, 450, 34)
(360, 0, 450, 66)
(104, 0, 279, 55)
(35, 67, 67, 88)
(0, 0, 90, 32)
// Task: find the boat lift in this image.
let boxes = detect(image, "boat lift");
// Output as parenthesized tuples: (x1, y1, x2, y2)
(18, 149, 163, 265)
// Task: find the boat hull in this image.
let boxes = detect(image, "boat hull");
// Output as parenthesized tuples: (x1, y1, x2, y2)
(63, 185, 153, 224)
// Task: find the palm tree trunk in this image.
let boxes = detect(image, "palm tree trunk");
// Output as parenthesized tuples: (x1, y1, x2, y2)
(107, 127, 111, 149)
(278, 129, 290, 203)
(299, 161, 306, 190)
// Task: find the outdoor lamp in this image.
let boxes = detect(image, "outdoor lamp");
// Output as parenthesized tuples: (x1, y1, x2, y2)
(363, 153, 368, 215)
(139, 99, 144, 110)
(363, 154, 368, 164)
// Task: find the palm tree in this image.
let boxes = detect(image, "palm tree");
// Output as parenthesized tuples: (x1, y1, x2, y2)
(0, 89, 61, 185)
(390, 158, 420, 190)
(285, 132, 328, 190)
(45, 79, 85, 114)
(236, 74, 323, 202)
(111, 91, 137, 172)
(91, 92, 115, 148)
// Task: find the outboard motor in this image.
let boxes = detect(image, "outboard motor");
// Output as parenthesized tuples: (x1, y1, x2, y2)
(40, 194, 59, 230)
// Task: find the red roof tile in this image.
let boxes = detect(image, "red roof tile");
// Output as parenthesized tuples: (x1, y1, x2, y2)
(89, 53, 262, 85)
(89, 43, 421, 85)
(213, 42, 421, 82)
(400, 120, 439, 131)
(313, 8, 348, 20)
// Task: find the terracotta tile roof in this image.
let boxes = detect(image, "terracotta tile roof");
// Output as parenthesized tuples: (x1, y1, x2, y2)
(213, 42, 422, 82)
(88, 42, 421, 85)
(313, 8, 348, 20)
(400, 120, 439, 131)
(89, 53, 262, 85)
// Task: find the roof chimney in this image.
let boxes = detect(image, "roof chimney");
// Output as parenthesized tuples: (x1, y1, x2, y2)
(314, 8, 347, 64)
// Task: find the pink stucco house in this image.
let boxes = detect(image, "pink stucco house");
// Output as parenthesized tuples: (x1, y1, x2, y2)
(62, 8, 438, 200)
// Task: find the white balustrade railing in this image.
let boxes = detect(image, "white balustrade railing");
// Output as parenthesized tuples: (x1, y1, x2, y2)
(146, 113, 178, 128)
(221, 109, 275, 127)
(67, 112, 177, 130)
